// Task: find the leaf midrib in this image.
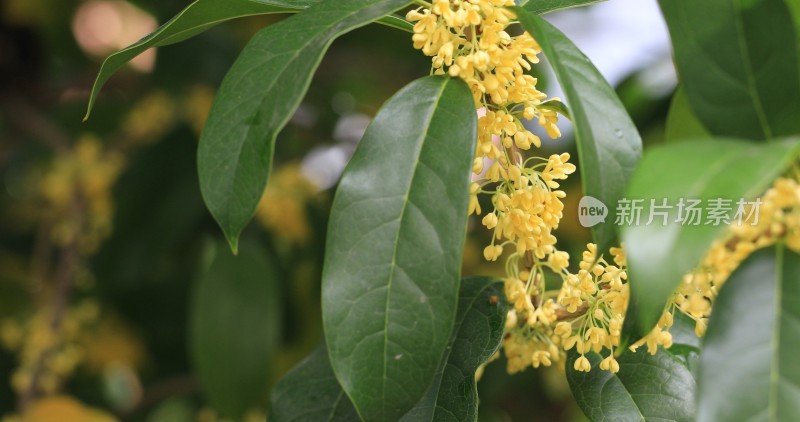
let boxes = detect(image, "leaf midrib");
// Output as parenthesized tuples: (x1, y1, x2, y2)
(380, 78, 450, 418)
(731, 0, 773, 139)
(767, 244, 784, 421)
(221, 1, 405, 228)
(600, 369, 646, 421)
(327, 390, 346, 421)
(424, 280, 493, 421)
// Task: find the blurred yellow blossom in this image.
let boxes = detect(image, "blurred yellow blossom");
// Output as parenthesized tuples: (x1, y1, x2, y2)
(39, 134, 124, 253)
(121, 90, 176, 143)
(2, 300, 100, 396)
(255, 163, 318, 245)
(79, 314, 146, 373)
(3, 395, 117, 422)
(183, 85, 216, 136)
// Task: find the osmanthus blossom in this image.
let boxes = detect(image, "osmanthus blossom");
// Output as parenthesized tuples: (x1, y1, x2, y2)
(408, 0, 800, 374)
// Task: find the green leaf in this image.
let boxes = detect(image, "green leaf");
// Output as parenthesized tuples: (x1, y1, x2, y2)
(665, 312, 702, 376)
(190, 240, 281, 419)
(539, 99, 572, 122)
(788, 0, 800, 91)
(517, 0, 606, 14)
(658, 0, 800, 140)
(516, 9, 643, 253)
(84, 0, 313, 120)
(697, 245, 800, 422)
(375, 14, 415, 32)
(270, 344, 359, 422)
(400, 277, 506, 422)
(83, 0, 413, 120)
(664, 87, 711, 143)
(566, 348, 696, 422)
(790, 0, 800, 28)
(322, 75, 477, 422)
(273, 278, 505, 422)
(619, 138, 800, 349)
(669, 311, 702, 352)
(197, 0, 411, 252)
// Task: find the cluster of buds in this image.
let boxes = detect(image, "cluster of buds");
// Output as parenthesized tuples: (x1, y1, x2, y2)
(408, 0, 800, 375)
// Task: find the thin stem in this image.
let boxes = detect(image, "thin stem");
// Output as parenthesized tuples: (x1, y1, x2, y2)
(554, 302, 590, 321)
(18, 194, 84, 411)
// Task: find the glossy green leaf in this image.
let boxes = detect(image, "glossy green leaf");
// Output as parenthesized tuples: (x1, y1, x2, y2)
(539, 99, 572, 122)
(516, 9, 643, 252)
(322, 75, 477, 422)
(788, 0, 800, 90)
(566, 348, 696, 422)
(270, 344, 359, 422)
(197, 0, 411, 252)
(84, 0, 413, 120)
(664, 87, 711, 143)
(790, 0, 800, 34)
(375, 14, 415, 32)
(517, 0, 606, 14)
(698, 245, 800, 422)
(273, 278, 505, 422)
(658, 0, 800, 140)
(400, 277, 506, 422)
(619, 138, 800, 349)
(190, 240, 281, 419)
(790, 0, 800, 26)
(84, 0, 314, 120)
(665, 312, 702, 376)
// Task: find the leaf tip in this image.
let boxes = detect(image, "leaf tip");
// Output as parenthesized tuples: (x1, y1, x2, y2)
(83, 97, 97, 122)
(617, 310, 639, 353)
(225, 233, 240, 256)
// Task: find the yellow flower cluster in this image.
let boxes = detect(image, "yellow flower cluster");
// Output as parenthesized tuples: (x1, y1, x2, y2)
(40, 136, 124, 254)
(2, 395, 118, 422)
(500, 243, 632, 374)
(196, 407, 266, 422)
(408, 1, 570, 280)
(527, 174, 800, 373)
(406, 0, 560, 142)
(121, 90, 176, 143)
(627, 176, 800, 355)
(407, 0, 584, 373)
(665, 176, 800, 340)
(556, 245, 628, 372)
(499, 246, 625, 373)
(409, 0, 800, 375)
(1, 300, 100, 396)
(255, 163, 319, 245)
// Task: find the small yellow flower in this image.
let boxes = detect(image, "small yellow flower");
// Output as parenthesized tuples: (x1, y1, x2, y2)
(599, 355, 620, 373)
(483, 244, 503, 261)
(482, 212, 498, 229)
(573, 355, 591, 372)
